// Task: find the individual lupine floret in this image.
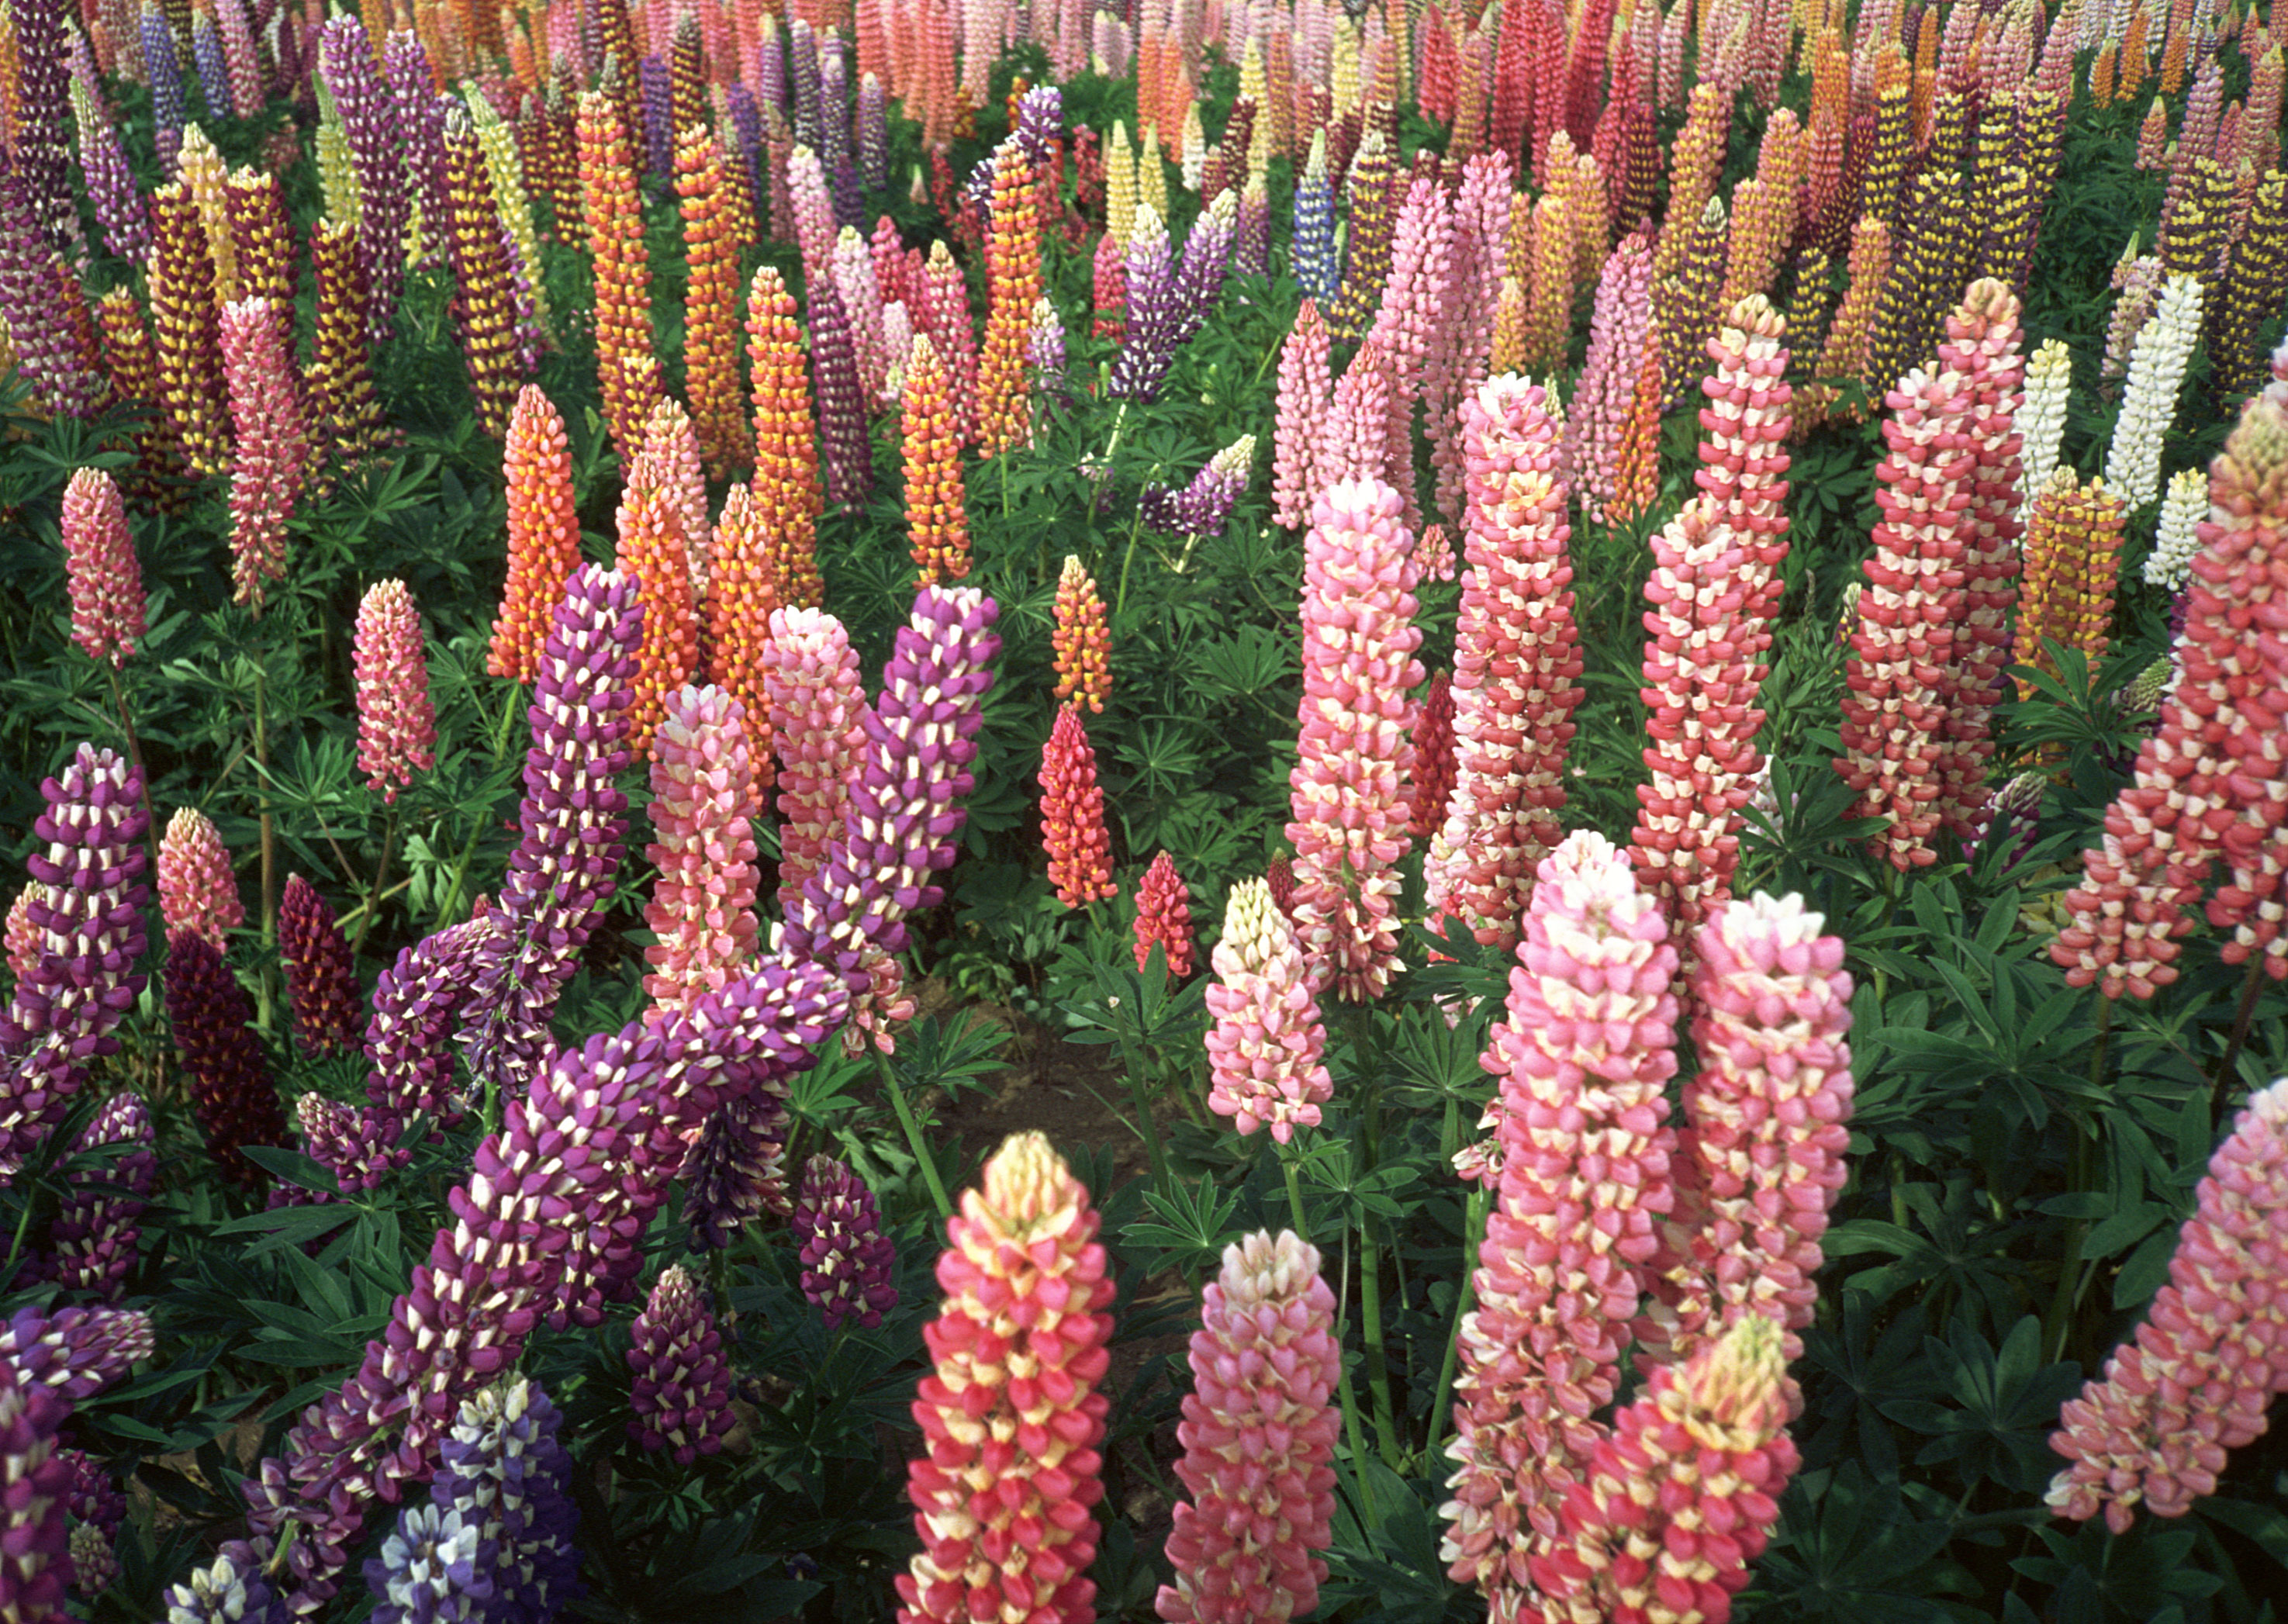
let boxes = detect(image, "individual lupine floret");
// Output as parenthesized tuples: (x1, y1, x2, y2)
(2144, 467, 2210, 592)
(903, 333, 969, 585)
(745, 264, 826, 607)
(218, 296, 308, 610)
(1204, 879, 1332, 1142)
(2103, 272, 2203, 510)
(0, 746, 151, 1172)
(793, 1154, 899, 1330)
(1133, 850, 1195, 977)
(278, 876, 358, 1058)
(643, 686, 761, 1017)
(761, 608, 868, 913)
(897, 1132, 1115, 1624)
(1532, 1314, 1799, 1622)
(1051, 557, 1111, 714)
(163, 930, 289, 1189)
(488, 386, 583, 683)
(352, 581, 437, 803)
(2050, 1076, 2288, 1531)
(62, 469, 144, 670)
(1441, 832, 1679, 1612)
(1286, 476, 1423, 1000)
(1041, 702, 1116, 907)
(1157, 1230, 1339, 1624)
(42, 1093, 155, 1301)
(627, 1265, 736, 1463)
(1271, 300, 1333, 531)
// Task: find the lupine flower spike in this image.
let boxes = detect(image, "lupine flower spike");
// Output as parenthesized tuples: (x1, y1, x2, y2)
(626, 1265, 736, 1463)
(1051, 556, 1111, 713)
(642, 685, 761, 1017)
(218, 296, 308, 610)
(62, 470, 144, 669)
(1204, 879, 1333, 1142)
(351, 582, 438, 803)
(1040, 701, 1116, 907)
(488, 385, 584, 683)
(1133, 850, 1195, 977)
(157, 808, 242, 947)
(1157, 1230, 1339, 1624)
(277, 875, 358, 1057)
(897, 1132, 1115, 1624)
(163, 929, 289, 1188)
(792, 1154, 900, 1330)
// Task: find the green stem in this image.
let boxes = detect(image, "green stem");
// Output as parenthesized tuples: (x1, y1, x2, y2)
(1282, 1156, 1310, 1239)
(2045, 995, 2113, 1363)
(1329, 1197, 1379, 1524)
(252, 668, 278, 945)
(1357, 1205, 1404, 1470)
(1113, 1018, 1173, 1193)
(0, 1190, 40, 1288)
(1421, 1185, 1489, 1473)
(354, 808, 399, 954)
(1112, 503, 1149, 620)
(106, 668, 162, 883)
(2210, 957, 2267, 1120)
(434, 682, 525, 930)
(875, 1048, 952, 1223)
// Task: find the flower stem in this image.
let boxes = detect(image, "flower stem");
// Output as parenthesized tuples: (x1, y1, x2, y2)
(874, 1046, 952, 1223)
(2210, 957, 2267, 1120)
(1420, 1183, 1489, 1473)
(354, 807, 399, 955)
(105, 667, 161, 882)
(2045, 993, 2113, 1363)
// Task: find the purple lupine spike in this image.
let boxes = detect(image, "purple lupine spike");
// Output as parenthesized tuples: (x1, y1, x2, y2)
(754, 18, 785, 112)
(59, 1446, 126, 1532)
(1108, 202, 1181, 401)
(793, 1155, 897, 1330)
(368, 915, 496, 1158)
(1144, 434, 1255, 539)
(831, 155, 864, 232)
(69, 1523, 119, 1598)
(857, 71, 887, 192)
(783, 587, 999, 1049)
(317, 14, 408, 340)
(162, 930, 289, 1190)
(680, 1092, 790, 1249)
(142, 7, 188, 167)
(192, 18, 233, 121)
(1175, 188, 1238, 324)
(278, 875, 360, 1058)
(0, 1360, 73, 1621)
(1975, 769, 2046, 871)
(434, 1378, 581, 1619)
(9, 0, 74, 251)
(728, 83, 766, 214)
(363, 1502, 482, 1622)
(1235, 182, 1270, 281)
(788, 16, 821, 149)
(0, 745, 149, 1173)
(627, 1266, 735, 1463)
(43, 1092, 156, 1300)
(458, 567, 638, 1099)
(638, 54, 673, 179)
(294, 1094, 361, 1197)
(384, 32, 451, 267)
(0, 149, 106, 420)
(1028, 295, 1066, 392)
(244, 956, 848, 1611)
(1012, 84, 1063, 168)
(809, 275, 874, 510)
(162, 1540, 290, 1624)
(817, 31, 851, 175)
(0, 1304, 153, 1399)
(70, 64, 148, 260)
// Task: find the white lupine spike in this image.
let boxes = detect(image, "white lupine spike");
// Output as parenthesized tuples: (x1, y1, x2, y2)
(2103, 273, 2203, 510)
(2142, 466, 2210, 590)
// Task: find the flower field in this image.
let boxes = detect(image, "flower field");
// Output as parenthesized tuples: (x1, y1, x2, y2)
(3, 0, 2288, 1615)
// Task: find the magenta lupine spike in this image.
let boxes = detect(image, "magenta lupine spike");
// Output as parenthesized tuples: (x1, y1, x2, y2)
(760, 606, 869, 914)
(62, 468, 144, 669)
(680, 1091, 793, 1247)
(1271, 299, 1333, 531)
(459, 565, 639, 1096)
(0, 1359, 74, 1621)
(783, 587, 1000, 1056)
(1158, 1228, 1340, 1624)
(0, 149, 106, 420)
(244, 959, 850, 1611)
(218, 295, 309, 610)
(644, 685, 762, 1018)
(1533, 1313, 1799, 1621)
(6, 0, 74, 249)
(1, 1304, 153, 1398)
(1426, 376, 1583, 948)
(1204, 879, 1333, 1143)
(42, 1093, 155, 1300)
(1441, 832, 1678, 1614)
(809, 275, 875, 508)
(2050, 1076, 2288, 1531)
(157, 808, 241, 948)
(1429, 153, 1517, 523)
(0, 745, 150, 1173)
(626, 1265, 736, 1464)
(164, 928, 290, 1190)
(293, 1094, 361, 1198)
(1286, 476, 1425, 1002)
(317, 14, 408, 339)
(1567, 233, 1656, 522)
(278, 875, 360, 1058)
(792, 1153, 899, 1329)
(358, 914, 498, 1184)
(1642, 892, 1854, 1366)
(1133, 849, 1195, 977)
(1365, 175, 1453, 525)
(213, 0, 263, 116)
(352, 581, 437, 803)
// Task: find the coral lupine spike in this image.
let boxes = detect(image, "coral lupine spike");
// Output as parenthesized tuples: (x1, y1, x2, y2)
(218, 295, 309, 610)
(760, 607, 868, 914)
(157, 808, 242, 948)
(676, 121, 752, 475)
(978, 141, 1044, 454)
(703, 483, 779, 773)
(897, 1132, 1115, 1624)
(62, 469, 145, 671)
(351, 581, 438, 803)
(1050, 556, 1111, 714)
(1204, 879, 1332, 1143)
(613, 438, 702, 762)
(903, 332, 970, 585)
(1041, 700, 1116, 908)
(1157, 1230, 1340, 1624)
(1132, 849, 1194, 977)
(489, 385, 585, 683)
(642, 684, 761, 1017)
(579, 89, 665, 461)
(745, 263, 826, 609)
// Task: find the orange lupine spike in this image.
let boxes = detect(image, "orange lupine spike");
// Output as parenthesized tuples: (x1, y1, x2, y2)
(903, 332, 970, 586)
(703, 482, 778, 791)
(675, 121, 752, 477)
(744, 264, 825, 609)
(489, 385, 584, 682)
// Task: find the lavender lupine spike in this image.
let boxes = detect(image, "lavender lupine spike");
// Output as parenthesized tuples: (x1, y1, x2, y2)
(430, 1379, 582, 1620)
(42, 1093, 155, 1300)
(788, 17, 822, 147)
(142, 7, 187, 164)
(317, 15, 408, 340)
(1108, 202, 1177, 400)
(793, 1154, 900, 1329)
(0, 745, 149, 1174)
(458, 567, 639, 1097)
(278, 876, 360, 1058)
(363, 1502, 482, 1622)
(164, 1542, 289, 1624)
(383, 32, 451, 265)
(0, 1304, 154, 1398)
(1175, 188, 1239, 323)
(192, 19, 232, 120)
(783, 587, 1001, 1054)
(70, 70, 148, 260)
(810, 275, 875, 509)
(1291, 134, 1339, 306)
(680, 1092, 792, 1248)
(627, 1265, 736, 1463)
(244, 959, 848, 1610)
(0, 1360, 73, 1623)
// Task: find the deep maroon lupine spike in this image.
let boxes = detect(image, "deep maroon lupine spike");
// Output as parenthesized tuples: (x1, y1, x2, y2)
(162, 931, 289, 1190)
(809, 275, 875, 509)
(278, 876, 360, 1058)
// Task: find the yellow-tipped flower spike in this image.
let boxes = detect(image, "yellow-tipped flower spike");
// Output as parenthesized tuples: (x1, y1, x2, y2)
(902, 333, 969, 586)
(676, 122, 752, 477)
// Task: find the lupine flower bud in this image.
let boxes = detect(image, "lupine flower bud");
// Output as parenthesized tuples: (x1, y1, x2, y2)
(278, 875, 359, 1058)
(1051, 557, 1111, 714)
(164, 929, 289, 1188)
(157, 809, 241, 949)
(793, 1154, 899, 1330)
(627, 1265, 735, 1463)
(1157, 1230, 1339, 1624)
(352, 581, 438, 803)
(1204, 879, 1333, 1142)
(643, 685, 761, 1016)
(1133, 850, 1195, 977)
(68, 1522, 119, 1597)
(62, 470, 144, 669)
(1041, 701, 1116, 907)
(897, 1132, 1115, 1624)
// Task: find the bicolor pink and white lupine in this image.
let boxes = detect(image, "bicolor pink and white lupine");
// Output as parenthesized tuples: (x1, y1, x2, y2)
(759, 607, 869, 915)
(351, 580, 437, 803)
(1204, 879, 1333, 1144)
(218, 294, 308, 610)
(61, 468, 143, 669)
(1285, 475, 1424, 1002)
(157, 808, 242, 948)
(643, 684, 762, 1017)
(1270, 299, 1332, 530)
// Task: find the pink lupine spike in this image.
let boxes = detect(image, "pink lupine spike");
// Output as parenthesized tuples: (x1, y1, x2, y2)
(1204, 879, 1332, 1143)
(642, 684, 762, 1018)
(1366, 175, 1453, 525)
(217, 294, 308, 610)
(1041, 700, 1116, 907)
(2050, 1076, 2288, 1531)
(157, 809, 243, 948)
(1157, 1230, 1340, 1624)
(898, 1132, 1115, 1624)
(1286, 475, 1425, 1002)
(1270, 299, 1332, 530)
(1323, 333, 1391, 484)
(1441, 831, 1678, 1616)
(1132, 848, 1194, 977)
(759, 607, 868, 915)
(351, 580, 438, 803)
(61, 469, 144, 669)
